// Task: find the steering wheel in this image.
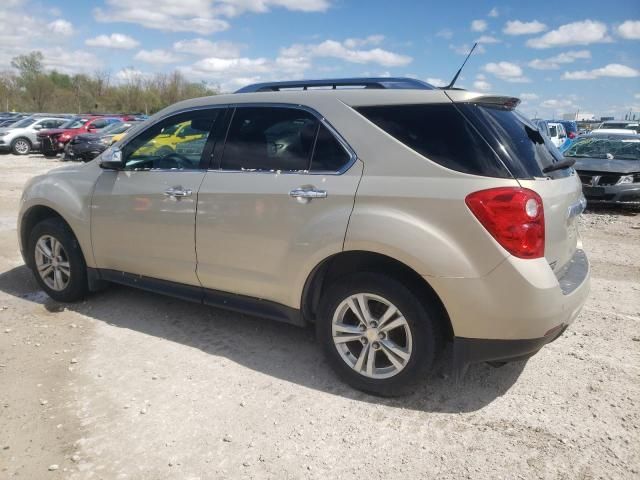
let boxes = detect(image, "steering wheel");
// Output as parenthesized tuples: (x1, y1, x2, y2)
(157, 152, 191, 169)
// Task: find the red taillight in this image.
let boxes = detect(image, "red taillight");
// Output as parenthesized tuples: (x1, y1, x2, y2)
(465, 187, 545, 259)
(568, 132, 576, 139)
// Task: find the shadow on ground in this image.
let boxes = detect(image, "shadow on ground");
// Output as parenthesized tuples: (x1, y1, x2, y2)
(0, 264, 527, 413)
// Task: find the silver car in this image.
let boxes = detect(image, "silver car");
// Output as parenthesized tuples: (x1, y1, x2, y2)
(0, 116, 68, 155)
(18, 78, 590, 395)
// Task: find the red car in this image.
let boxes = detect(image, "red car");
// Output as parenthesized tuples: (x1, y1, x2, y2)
(38, 116, 123, 157)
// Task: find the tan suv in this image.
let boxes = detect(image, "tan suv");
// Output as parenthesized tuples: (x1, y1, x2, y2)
(18, 78, 590, 395)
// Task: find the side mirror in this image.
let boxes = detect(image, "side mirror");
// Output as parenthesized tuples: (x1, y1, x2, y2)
(99, 148, 123, 170)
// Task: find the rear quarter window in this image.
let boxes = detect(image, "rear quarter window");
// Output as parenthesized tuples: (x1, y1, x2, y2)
(355, 104, 511, 178)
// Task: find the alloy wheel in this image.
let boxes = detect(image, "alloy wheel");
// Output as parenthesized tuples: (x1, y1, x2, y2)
(332, 293, 413, 379)
(14, 140, 29, 154)
(34, 235, 71, 291)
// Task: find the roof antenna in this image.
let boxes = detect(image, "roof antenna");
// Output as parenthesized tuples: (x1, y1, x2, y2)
(443, 42, 478, 90)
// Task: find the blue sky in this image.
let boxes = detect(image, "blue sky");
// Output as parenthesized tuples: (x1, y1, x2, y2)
(1, 0, 639, 118)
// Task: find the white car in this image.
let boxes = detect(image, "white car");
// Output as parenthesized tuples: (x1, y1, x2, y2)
(0, 116, 68, 155)
(546, 122, 568, 148)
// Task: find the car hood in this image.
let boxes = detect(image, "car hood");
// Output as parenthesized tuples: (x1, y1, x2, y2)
(573, 157, 640, 174)
(75, 133, 102, 142)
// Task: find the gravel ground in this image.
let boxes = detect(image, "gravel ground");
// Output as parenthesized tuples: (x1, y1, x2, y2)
(0, 153, 639, 479)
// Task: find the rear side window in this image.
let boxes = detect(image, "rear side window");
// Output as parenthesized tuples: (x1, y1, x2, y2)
(355, 104, 510, 178)
(310, 124, 351, 172)
(459, 104, 564, 178)
(221, 107, 318, 171)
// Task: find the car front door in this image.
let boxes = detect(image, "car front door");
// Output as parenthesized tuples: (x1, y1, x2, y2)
(196, 105, 362, 309)
(91, 108, 224, 286)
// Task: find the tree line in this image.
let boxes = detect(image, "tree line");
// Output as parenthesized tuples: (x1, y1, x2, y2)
(0, 51, 218, 114)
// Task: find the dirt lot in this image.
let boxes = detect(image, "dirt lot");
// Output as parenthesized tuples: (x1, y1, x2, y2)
(0, 153, 639, 479)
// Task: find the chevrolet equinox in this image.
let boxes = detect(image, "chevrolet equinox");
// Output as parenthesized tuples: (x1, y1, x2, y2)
(18, 78, 590, 395)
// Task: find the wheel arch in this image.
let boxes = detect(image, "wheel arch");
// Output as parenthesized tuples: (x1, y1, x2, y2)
(301, 250, 453, 341)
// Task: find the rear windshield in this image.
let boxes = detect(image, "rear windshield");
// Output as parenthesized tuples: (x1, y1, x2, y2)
(458, 104, 564, 178)
(355, 104, 510, 178)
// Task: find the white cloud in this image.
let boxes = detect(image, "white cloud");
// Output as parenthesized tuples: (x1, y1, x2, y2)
(281, 38, 412, 67)
(635, 93, 640, 99)
(85, 33, 139, 49)
(41, 47, 102, 74)
(426, 77, 446, 87)
(503, 20, 547, 35)
(173, 38, 244, 58)
(436, 29, 453, 40)
(519, 93, 539, 101)
(94, 0, 329, 34)
(473, 77, 492, 91)
(540, 98, 577, 109)
(526, 20, 611, 48)
(488, 7, 499, 18)
(343, 35, 384, 48)
(471, 19, 487, 32)
(528, 50, 591, 70)
(484, 61, 530, 82)
(476, 35, 501, 44)
(47, 19, 73, 36)
(617, 20, 640, 40)
(562, 63, 640, 80)
(134, 49, 182, 64)
(449, 43, 486, 55)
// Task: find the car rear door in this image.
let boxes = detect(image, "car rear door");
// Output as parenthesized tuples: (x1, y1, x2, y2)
(196, 105, 362, 309)
(91, 108, 224, 286)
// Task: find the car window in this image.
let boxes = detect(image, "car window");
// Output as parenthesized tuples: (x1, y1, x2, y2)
(310, 124, 351, 171)
(221, 107, 319, 172)
(356, 103, 511, 178)
(549, 125, 558, 137)
(91, 119, 109, 129)
(122, 110, 220, 171)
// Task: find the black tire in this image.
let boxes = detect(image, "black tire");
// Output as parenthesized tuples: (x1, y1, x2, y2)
(316, 272, 443, 396)
(11, 137, 32, 155)
(27, 218, 88, 302)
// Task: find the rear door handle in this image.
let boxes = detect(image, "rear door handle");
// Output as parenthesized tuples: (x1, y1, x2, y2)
(289, 187, 328, 199)
(164, 187, 193, 198)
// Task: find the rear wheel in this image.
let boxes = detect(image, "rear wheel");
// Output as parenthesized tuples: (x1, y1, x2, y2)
(11, 137, 31, 155)
(317, 272, 442, 396)
(28, 218, 88, 302)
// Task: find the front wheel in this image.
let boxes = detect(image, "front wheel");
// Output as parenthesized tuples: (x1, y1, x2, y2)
(317, 273, 442, 396)
(28, 218, 88, 302)
(11, 137, 31, 155)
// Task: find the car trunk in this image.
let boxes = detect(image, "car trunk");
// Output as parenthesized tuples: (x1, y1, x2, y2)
(455, 98, 584, 273)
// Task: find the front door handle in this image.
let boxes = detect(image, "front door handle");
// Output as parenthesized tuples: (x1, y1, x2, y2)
(289, 187, 328, 200)
(164, 187, 193, 198)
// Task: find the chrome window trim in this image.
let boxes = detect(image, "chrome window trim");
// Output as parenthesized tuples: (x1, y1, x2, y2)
(211, 102, 358, 176)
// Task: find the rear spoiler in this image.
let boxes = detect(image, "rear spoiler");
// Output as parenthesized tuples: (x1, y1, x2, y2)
(444, 91, 521, 110)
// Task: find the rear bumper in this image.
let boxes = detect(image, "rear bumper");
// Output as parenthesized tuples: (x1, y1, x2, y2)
(582, 184, 640, 205)
(429, 247, 590, 371)
(453, 324, 567, 370)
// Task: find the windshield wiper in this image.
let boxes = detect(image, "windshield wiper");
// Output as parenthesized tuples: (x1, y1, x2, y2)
(542, 157, 576, 174)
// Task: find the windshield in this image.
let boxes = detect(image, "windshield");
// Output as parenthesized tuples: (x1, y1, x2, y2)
(11, 117, 36, 128)
(564, 137, 640, 160)
(62, 118, 87, 129)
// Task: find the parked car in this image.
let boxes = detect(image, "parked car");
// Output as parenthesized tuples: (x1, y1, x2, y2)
(64, 121, 140, 162)
(18, 77, 590, 395)
(532, 119, 567, 148)
(599, 120, 639, 133)
(0, 116, 68, 155)
(38, 116, 122, 157)
(556, 120, 578, 139)
(565, 132, 640, 205)
(0, 116, 27, 128)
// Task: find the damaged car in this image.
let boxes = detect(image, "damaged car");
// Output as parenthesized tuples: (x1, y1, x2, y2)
(565, 133, 640, 205)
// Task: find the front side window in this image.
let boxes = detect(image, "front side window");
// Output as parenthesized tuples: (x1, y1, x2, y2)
(122, 110, 220, 170)
(221, 107, 319, 172)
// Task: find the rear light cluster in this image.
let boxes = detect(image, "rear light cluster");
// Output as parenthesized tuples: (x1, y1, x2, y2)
(465, 187, 545, 259)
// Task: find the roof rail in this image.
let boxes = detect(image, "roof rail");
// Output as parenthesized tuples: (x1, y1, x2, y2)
(235, 77, 435, 93)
